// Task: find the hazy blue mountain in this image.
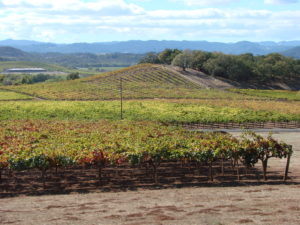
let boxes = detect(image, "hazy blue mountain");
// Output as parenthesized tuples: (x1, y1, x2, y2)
(0, 46, 143, 67)
(277, 41, 300, 46)
(0, 39, 47, 46)
(0, 46, 29, 58)
(1, 39, 300, 55)
(281, 46, 300, 59)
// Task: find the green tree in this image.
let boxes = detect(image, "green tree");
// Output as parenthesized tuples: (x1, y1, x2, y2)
(190, 51, 212, 72)
(21, 75, 33, 84)
(158, 49, 182, 65)
(171, 50, 193, 71)
(0, 75, 4, 84)
(203, 53, 230, 78)
(67, 72, 80, 80)
(139, 53, 161, 64)
(203, 54, 252, 81)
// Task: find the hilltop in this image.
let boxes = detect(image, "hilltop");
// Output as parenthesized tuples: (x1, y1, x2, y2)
(2, 64, 251, 100)
(0, 46, 29, 58)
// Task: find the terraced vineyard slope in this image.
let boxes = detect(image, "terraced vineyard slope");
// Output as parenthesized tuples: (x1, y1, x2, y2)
(2, 64, 254, 100)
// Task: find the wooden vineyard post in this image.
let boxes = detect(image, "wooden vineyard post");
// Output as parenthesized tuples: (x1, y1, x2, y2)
(41, 168, 46, 189)
(151, 161, 160, 184)
(209, 161, 213, 181)
(284, 153, 291, 181)
(236, 160, 240, 181)
(154, 165, 158, 184)
(120, 77, 123, 120)
(98, 166, 102, 184)
(221, 158, 224, 176)
(262, 159, 268, 181)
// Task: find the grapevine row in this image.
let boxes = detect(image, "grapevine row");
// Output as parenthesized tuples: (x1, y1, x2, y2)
(0, 120, 293, 185)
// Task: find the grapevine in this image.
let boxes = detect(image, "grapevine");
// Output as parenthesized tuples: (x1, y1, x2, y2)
(0, 120, 293, 185)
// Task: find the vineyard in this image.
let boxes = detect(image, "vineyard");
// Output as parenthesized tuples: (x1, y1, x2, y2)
(2, 64, 264, 100)
(0, 120, 293, 195)
(161, 98, 300, 115)
(0, 63, 298, 196)
(0, 100, 299, 123)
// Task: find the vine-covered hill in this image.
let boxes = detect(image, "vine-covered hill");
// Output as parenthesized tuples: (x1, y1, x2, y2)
(1, 64, 251, 100)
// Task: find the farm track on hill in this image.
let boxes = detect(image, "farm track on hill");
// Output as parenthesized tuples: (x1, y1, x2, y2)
(163, 65, 236, 89)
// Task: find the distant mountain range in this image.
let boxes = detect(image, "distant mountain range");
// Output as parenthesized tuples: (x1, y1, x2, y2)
(0, 46, 143, 68)
(0, 39, 300, 56)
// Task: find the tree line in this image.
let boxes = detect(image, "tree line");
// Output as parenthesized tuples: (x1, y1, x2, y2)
(139, 49, 300, 82)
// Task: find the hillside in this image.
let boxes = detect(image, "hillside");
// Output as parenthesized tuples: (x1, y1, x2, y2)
(0, 45, 143, 68)
(0, 46, 28, 58)
(165, 66, 237, 89)
(1, 64, 253, 100)
(29, 52, 143, 68)
(281, 46, 300, 59)
(170, 66, 300, 90)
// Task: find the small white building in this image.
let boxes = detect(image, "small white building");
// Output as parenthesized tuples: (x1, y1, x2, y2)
(5, 68, 47, 73)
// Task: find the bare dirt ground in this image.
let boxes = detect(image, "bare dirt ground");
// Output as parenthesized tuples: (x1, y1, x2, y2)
(0, 131, 300, 225)
(164, 65, 236, 89)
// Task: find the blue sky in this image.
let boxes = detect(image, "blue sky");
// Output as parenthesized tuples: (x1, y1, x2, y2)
(0, 0, 299, 43)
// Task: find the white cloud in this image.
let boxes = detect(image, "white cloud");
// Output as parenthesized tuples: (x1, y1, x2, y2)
(1, 0, 144, 14)
(0, 0, 299, 42)
(174, 0, 298, 6)
(264, 0, 298, 4)
(171, 0, 239, 6)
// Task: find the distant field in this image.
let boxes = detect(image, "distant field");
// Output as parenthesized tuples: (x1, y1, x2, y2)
(78, 67, 127, 78)
(0, 90, 33, 100)
(0, 99, 298, 123)
(230, 89, 300, 101)
(96, 66, 127, 72)
(0, 61, 101, 77)
(0, 61, 69, 72)
(2, 64, 266, 100)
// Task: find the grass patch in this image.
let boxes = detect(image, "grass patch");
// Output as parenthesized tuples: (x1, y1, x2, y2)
(0, 90, 33, 100)
(230, 89, 300, 101)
